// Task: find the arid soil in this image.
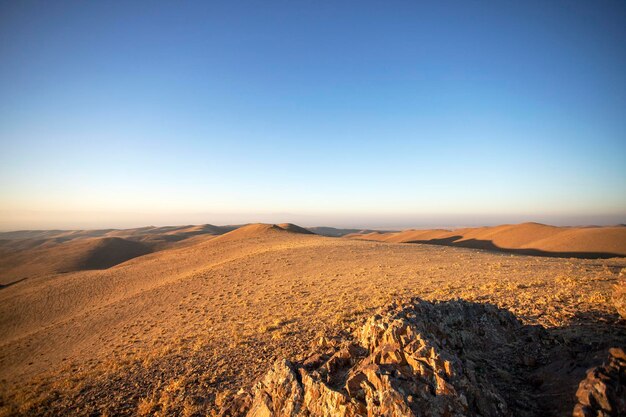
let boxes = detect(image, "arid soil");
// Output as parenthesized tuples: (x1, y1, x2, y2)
(0, 224, 624, 416)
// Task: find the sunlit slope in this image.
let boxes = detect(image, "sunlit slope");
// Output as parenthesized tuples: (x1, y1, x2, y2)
(0, 223, 319, 375)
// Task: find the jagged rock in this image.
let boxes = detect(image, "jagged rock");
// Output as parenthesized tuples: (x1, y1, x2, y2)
(247, 359, 303, 416)
(219, 299, 548, 417)
(573, 347, 626, 417)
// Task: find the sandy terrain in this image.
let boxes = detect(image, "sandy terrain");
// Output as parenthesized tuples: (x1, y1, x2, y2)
(0, 223, 624, 416)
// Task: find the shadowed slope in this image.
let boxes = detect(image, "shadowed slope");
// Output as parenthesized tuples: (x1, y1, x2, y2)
(0, 237, 154, 283)
(65, 237, 154, 271)
(276, 223, 314, 235)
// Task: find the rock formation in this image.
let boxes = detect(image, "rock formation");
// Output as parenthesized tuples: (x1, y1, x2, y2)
(573, 347, 626, 417)
(218, 299, 549, 417)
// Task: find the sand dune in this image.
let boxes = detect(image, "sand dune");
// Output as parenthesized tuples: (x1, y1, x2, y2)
(212, 223, 315, 242)
(306, 226, 394, 237)
(345, 222, 626, 258)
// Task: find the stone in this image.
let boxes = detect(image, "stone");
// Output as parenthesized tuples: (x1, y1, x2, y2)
(573, 348, 626, 417)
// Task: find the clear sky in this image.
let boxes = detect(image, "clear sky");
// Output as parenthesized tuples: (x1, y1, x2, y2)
(1, 1, 625, 230)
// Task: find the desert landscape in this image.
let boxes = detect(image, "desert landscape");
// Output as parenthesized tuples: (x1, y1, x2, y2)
(2, 1, 625, 416)
(0, 222, 625, 416)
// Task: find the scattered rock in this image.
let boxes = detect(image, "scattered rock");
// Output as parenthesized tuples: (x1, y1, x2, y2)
(613, 270, 626, 320)
(216, 389, 251, 416)
(219, 299, 549, 417)
(573, 347, 626, 417)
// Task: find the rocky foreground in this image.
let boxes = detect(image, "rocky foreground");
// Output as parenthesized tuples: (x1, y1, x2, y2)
(218, 299, 625, 417)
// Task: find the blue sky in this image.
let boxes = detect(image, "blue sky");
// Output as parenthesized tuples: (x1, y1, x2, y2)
(1, 1, 625, 229)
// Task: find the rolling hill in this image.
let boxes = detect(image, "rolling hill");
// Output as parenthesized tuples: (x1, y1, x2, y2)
(0, 222, 624, 415)
(345, 222, 626, 258)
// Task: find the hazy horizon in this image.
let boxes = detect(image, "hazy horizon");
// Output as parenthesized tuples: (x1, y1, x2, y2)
(1, 210, 625, 232)
(2, 1, 625, 230)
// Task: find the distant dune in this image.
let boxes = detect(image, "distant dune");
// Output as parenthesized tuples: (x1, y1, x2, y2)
(0, 224, 237, 283)
(345, 222, 626, 258)
(212, 223, 315, 243)
(0, 222, 329, 285)
(0, 223, 316, 283)
(277, 223, 315, 234)
(306, 226, 395, 237)
(1, 222, 623, 285)
(0, 223, 237, 244)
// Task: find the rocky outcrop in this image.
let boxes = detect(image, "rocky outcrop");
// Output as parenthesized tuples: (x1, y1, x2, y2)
(573, 347, 626, 417)
(218, 299, 549, 417)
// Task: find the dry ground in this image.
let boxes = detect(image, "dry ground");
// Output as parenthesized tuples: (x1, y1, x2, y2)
(0, 224, 624, 416)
